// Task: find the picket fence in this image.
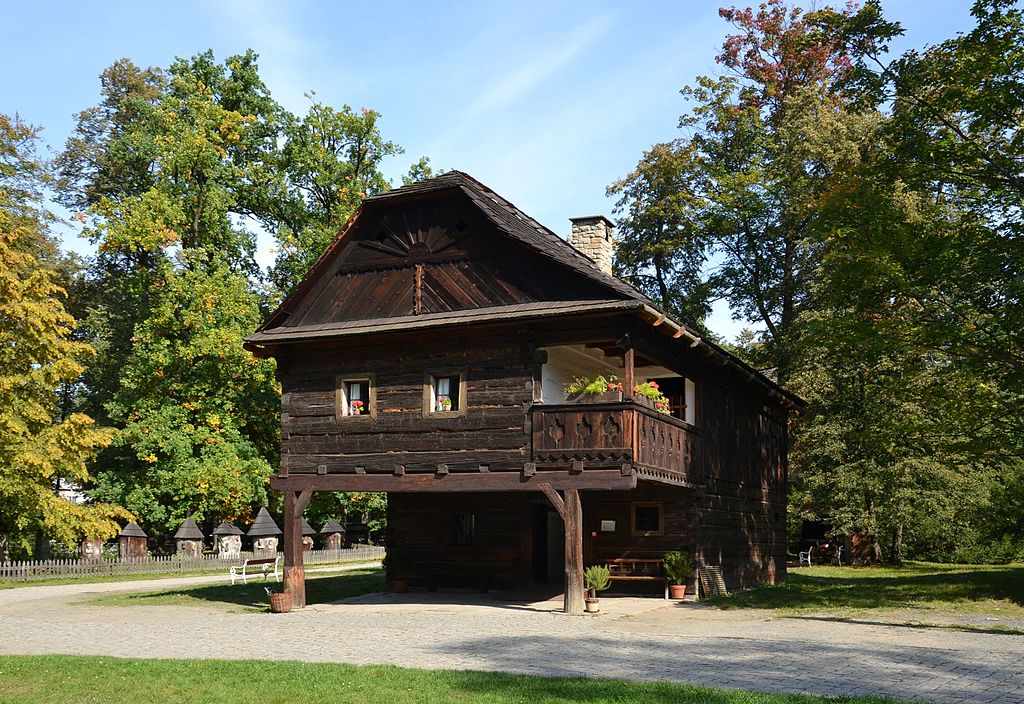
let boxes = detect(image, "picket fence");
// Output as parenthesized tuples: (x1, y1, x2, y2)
(0, 545, 386, 582)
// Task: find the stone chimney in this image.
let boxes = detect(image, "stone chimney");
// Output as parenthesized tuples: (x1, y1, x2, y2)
(570, 215, 615, 275)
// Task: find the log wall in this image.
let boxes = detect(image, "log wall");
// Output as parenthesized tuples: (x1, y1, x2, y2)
(280, 339, 534, 475)
(386, 484, 699, 593)
(697, 379, 788, 590)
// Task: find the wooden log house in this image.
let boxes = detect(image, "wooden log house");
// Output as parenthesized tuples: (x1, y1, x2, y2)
(245, 171, 802, 613)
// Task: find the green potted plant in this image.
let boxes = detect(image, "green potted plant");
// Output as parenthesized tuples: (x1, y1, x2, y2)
(583, 564, 611, 613)
(564, 375, 623, 403)
(663, 550, 693, 600)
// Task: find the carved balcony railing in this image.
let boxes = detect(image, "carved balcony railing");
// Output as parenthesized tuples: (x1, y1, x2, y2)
(530, 401, 700, 487)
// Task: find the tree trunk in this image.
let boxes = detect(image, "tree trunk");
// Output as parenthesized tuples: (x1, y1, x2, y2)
(890, 523, 903, 566)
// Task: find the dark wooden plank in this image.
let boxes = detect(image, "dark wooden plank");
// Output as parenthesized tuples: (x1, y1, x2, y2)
(271, 470, 637, 493)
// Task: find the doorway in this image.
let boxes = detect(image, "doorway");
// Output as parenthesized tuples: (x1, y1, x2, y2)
(531, 505, 564, 583)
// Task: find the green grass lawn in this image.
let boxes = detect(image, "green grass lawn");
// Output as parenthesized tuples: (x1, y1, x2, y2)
(705, 562, 1024, 627)
(93, 568, 385, 610)
(0, 656, 899, 704)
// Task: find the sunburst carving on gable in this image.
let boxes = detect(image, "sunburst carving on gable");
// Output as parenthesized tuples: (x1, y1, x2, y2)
(357, 206, 470, 261)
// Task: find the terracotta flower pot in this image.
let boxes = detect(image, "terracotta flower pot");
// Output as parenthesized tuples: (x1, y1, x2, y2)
(669, 584, 686, 600)
(268, 592, 292, 613)
(585, 597, 600, 613)
(393, 578, 408, 593)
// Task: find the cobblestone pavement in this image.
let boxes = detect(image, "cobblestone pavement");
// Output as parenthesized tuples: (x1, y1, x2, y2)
(1, 573, 1022, 704)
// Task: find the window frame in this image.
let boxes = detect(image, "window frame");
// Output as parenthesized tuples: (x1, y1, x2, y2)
(450, 512, 476, 546)
(630, 501, 664, 536)
(423, 369, 467, 418)
(335, 373, 377, 421)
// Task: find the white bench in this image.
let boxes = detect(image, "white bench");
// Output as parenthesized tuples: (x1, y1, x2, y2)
(230, 556, 281, 585)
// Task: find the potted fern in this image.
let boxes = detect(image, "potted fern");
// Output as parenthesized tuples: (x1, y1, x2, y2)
(583, 564, 611, 613)
(663, 550, 693, 600)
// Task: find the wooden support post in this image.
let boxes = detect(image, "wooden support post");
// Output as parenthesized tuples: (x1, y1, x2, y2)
(564, 488, 584, 615)
(537, 483, 583, 615)
(624, 346, 635, 399)
(283, 487, 312, 609)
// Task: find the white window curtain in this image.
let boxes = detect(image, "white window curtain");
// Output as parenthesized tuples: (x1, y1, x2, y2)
(436, 376, 451, 411)
(348, 381, 363, 415)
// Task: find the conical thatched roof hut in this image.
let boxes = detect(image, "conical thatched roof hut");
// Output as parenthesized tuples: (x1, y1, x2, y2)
(173, 517, 204, 541)
(320, 519, 345, 534)
(212, 521, 244, 536)
(119, 521, 147, 538)
(247, 507, 281, 537)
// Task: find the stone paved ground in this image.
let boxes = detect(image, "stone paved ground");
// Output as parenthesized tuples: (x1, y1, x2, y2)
(1, 570, 1022, 704)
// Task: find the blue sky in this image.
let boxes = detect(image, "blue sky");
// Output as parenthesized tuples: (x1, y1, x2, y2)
(3, 0, 977, 338)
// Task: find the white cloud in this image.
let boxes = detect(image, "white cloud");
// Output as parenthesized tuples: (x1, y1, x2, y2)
(427, 13, 615, 154)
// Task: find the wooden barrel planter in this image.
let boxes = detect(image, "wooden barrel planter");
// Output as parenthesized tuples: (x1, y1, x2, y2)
(268, 592, 292, 613)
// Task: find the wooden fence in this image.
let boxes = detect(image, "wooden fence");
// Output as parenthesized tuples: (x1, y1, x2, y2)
(0, 545, 386, 582)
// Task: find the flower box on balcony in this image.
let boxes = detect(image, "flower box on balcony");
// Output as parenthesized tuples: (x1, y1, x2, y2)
(565, 389, 623, 404)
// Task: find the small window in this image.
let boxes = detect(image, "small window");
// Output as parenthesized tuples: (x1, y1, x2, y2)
(451, 513, 475, 545)
(336, 375, 375, 419)
(631, 501, 664, 536)
(424, 371, 466, 417)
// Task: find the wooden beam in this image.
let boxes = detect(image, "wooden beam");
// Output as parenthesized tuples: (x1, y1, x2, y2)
(538, 482, 566, 520)
(282, 489, 306, 609)
(270, 470, 637, 493)
(563, 488, 584, 615)
(295, 485, 314, 515)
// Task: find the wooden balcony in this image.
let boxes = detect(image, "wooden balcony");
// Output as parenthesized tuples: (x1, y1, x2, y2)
(530, 400, 700, 488)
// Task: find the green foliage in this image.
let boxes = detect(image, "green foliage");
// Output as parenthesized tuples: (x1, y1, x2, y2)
(89, 256, 278, 537)
(662, 551, 693, 584)
(583, 564, 611, 592)
(788, 0, 1024, 564)
(50, 50, 413, 540)
(306, 491, 388, 537)
(610, 2, 888, 381)
(564, 375, 622, 396)
(0, 115, 130, 555)
(615, 1, 1024, 565)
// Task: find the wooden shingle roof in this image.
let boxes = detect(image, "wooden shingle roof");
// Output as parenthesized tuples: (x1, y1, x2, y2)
(212, 521, 244, 536)
(362, 171, 652, 304)
(172, 517, 204, 541)
(119, 522, 147, 539)
(247, 507, 282, 537)
(320, 519, 345, 534)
